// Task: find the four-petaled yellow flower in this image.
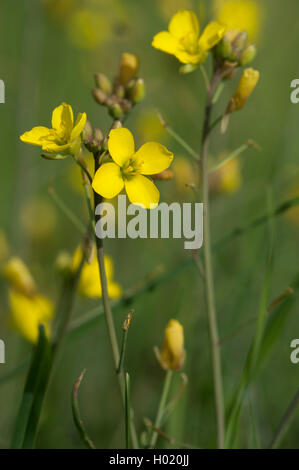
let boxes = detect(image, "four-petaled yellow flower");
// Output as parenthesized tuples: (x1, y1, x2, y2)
(152, 10, 225, 65)
(20, 102, 87, 157)
(72, 244, 122, 299)
(92, 128, 173, 209)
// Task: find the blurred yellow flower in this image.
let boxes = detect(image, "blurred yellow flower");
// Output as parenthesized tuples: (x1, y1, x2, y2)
(152, 10, 225, 64)
(92, 128, 173, 209)
(67, 9, 110, 49)
(21, 198, 57, 243)
(20, 103, 86, 157)
(137, 110, 165, 142)
(214, 0, 262, 41)
(72, 244, 122, 299)
(159, 319, 185, 370)
(157, 0, 193, 22)
(173, 156, 197, 192)
(227, 68, 259, 113)
(3, 257, 37, 297)
(217, 157, 242, 193)
(9, 289, 54, 344)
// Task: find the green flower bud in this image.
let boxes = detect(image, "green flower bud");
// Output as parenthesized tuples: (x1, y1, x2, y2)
(127, 78, 145, 104)
(109, 102, 124, 119)
(216, 36, 232, 59)
(239, 45, 257, 66)
(94, 73, 112, 94)
(179, 63, 198, 74)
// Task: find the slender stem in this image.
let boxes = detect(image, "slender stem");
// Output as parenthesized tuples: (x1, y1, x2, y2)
(150, 370, 173, 448)
(268, 387, 299, 449)
(157, 111, 199, 161)
(92, 153, 139, 449)
(200, 69, 225, 448)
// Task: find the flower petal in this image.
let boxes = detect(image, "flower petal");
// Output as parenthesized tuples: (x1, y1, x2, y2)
(108, 128, 135, 167)
(125, 174, 159, 209)
(20, 126, 51, 146)
(134, 142, 173, 175)
(198, 21, 226, 51)
(152, 31, 179, 55)
(169, 10, 199, 40)
(52, 103, 74, 134)
(174, 50, 203, 64)
(71, 112, 87, 141)
(92, 162, 124, 199)
(41, 140, 71, 154)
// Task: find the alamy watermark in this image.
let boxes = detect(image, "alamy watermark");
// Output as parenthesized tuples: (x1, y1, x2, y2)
(290, 339, 299, 364)
(0, 339, 5, 364)
(95, 195, 203, 250)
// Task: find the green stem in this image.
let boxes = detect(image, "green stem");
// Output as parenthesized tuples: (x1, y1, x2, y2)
(92, 154, 139, 449)
(200, 69, 225, 449)
(268, 387, 299, 449)
(157, 111, 199, 161)
(150, 370, 173, 448)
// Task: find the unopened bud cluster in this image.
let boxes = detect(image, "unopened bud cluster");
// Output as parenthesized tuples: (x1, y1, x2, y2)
(93, 53, 145, 120)
(215, 30, 257, 69)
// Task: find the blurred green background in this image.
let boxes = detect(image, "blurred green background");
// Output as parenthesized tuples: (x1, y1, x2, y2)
(0, 0, 299, 449)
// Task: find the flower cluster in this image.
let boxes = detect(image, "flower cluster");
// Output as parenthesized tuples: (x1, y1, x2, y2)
(93, 53, 145, 120)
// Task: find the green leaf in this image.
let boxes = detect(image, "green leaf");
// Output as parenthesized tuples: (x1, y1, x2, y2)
(11, 325, 52, 449)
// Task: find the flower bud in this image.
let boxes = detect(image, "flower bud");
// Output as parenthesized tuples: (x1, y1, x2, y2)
(111, 120, 123, 130)
(3, 257, 36, 297)
(94, 73, 112, 95)
(115, 84, 125, 99)
(216, 35, 232, 59)
(226, 68, 259, 113)
(239, 45, 257, 66)
(157, 319, 185, 371)
(179, 63, 198, 75)
(92, 88, 107, 105)
(127, 78, 145, 104)
(109, 102, 124, 120)
(232, 30, 248, 53)
(82, 120, 93, 142)
(93, 128, 103, 142)
(119, 53, 139, 85)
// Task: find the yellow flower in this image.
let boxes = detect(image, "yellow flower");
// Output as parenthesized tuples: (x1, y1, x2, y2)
(3, 257, 37, 297)
(218, 157, 242, 193)
(227, 68, 259, 113)
(21, 198, 57, 243)
(67, 9, 110, 50)
(9, 289, 54, 344)
(152, 10, 225, 65)
(72, 244, 122, 299)
(20, 102, 86, 156)
(214, 0, 262, 41)
(173, 156, 197, 193)
(92, 128, 173, 209)
(159, 319, 185, 370)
